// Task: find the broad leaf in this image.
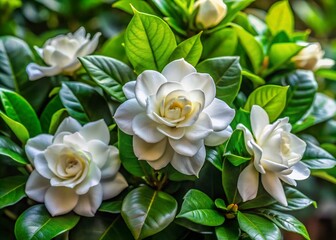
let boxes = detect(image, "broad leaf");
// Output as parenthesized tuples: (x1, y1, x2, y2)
(244, 85, 288, 122)
(80, 56, 136, 102)
(0, 111, 30, 144)
(15, 205, 79, 240)
(302, 140, 336, 169)
(237, 212, 281, 240)
(196, 57, 242, 104)
(0, 175, 27, 208)
(177, 189, 224, 227)
(266, 0, 294, 35)
(40, 95, 64, 133)
(113, 0, 156, 15)
(121, 185, 177, 239)
(125, 10, 176, 73)
(215, 221, 240, 240)
(99, 200, 122, 214)
(0, 135, 27, 165)
(224, 129, 251, 166)
(206, 145, 225, 171)
(169, 33, 202, 66)
(257, 209, 310, 240)
(222, 158, 243, 203)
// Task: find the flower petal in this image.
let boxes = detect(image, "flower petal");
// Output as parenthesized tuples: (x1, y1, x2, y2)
(237, 124, 254, 155)
(205, 126, 232, 146)
(157, 125, 185, 140)
(135, 70, 167, 107)
(287, 162, 310, 180)
(261, 172, 287, 206)
(75, 163, 101, 195)
(26, 63, 62, 81)
(114, 99, 143, 135)
(123, 81, 136, 99)
(250, 105, 269, 140)
(133, 136, 167, 161)
(76, 32, 101, 57)
(261, 159, 288, 172)
(101, 173, 128, 200)
(146, 147, 174, 170)
(132, 113, 165, 143)
(237, 162, 259, 202)
(45, 187, 79, 216)
(80, 119, 110, 144)
(87, 140, 110, 168)
(100, 146, 121, 179)
(55, 117, 82, 136)
(25, 171, 50, 202)
(315, 58, 335, 70)
(185, 112, 213, 141)
(170, 145, 206, 176)
(74, 184, 103, 217)
(250, 141, 266, 174)
(169, 137, 203, 157)
(34, 153, 54, 179)
(162, 58, 196, 83)
(25, 134, 53, 163)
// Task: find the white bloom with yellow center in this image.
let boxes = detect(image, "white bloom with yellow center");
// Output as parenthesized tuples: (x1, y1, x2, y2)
(237, 105, 310, 206)
(26, 27, 101, 80)
(114, 59, 235, 176)
(194, 0, 227, 29)
(25, 117, 128, 217)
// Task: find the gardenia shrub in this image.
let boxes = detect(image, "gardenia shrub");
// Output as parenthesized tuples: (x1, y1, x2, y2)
(0, 0, 336, 240)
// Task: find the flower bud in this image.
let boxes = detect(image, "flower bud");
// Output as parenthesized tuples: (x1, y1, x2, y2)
(194, 0, 227, 29)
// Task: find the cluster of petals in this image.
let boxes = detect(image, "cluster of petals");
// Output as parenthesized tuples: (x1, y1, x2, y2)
(194, 0, 227, 29)
(25, 117, 128, 217)
(26, 27, 101, 80)
(237, 105, 310, 206)
(114, 59, 235, 176)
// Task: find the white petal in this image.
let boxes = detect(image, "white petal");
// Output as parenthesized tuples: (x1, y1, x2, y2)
(74, 26, 86, 39)
(63, 132, 87, 150)
(205, 126, 232, 146)
(146, 147, 174, 170)
(155, 82, 184, 104)
(185, 112, 213, 141)
(62, 60, 81, 74)
(170, 145, 206, 176)
(34, 46, 44, 57)
(76, 32, 101, 57)
(181, 73, 216, 107)
(261, 172, 287, 206)
(176, 101, 202, 128)
(250, 141, 266, 174)
(287, 162, 310, 180)
(25, 171, 50, 202)
(237, 124, 254, 155)
(237, 163, 259, 202)
(25, 134, 53, 163)
(87, 140, 110, 168)
(133, 136, 167, 161)
(74, 184, 103, 217)
(135, 70, 167, 107)
(132, 113, 165, 143)
(123, 81, 136, 99)
(26, 63, 62, 80)
(169, 137, 203, 157)
(315, 58, 335, 70)
(286, 133, 306, 165)
(203, 98, 235, 131)
(114, 99, 143, 135)
(250, 105, 269, 140)
(261, 159, 288, 172)
(80, 119, 110, 144)
(101, 173, 128, 200)
(55, 117, 82, 136)
(278, 175, 297, 186)
(75, 163, 101, 195)
(162, 58, 196, 83)
(157, 125, 185, 140)
(45, 187, 79, 216)
(50, 50, 72, 67)
(100, 146, 121, 179)
(34, 153, 54, 179)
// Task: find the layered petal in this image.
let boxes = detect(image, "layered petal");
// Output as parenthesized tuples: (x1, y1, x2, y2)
(237, 162, 259, 202)
(55, 117, 82, 136)
(261, 172, 287, 206)
(169, 137, 203, 157)
(123, 81, 136, 99)
(26, 63, 61, 81)
(162, 58, 196, 83)
(250, 105, 269, 140)
(79, 119, 110, 144)
(74, 184, 103, 217)
(25, 134, 53, 163)
(45, 187, 79, 216)
(101, 173, 128, 200)
(205, 126, 232, 146)
(25, 171, 50, 202)
(132, 113, 165, 143)
(133, 136, 167, 161)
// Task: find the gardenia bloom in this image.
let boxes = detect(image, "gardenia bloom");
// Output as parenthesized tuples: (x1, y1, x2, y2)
(114, 59, 235, 176)
(25, 117, 128, 217)
(237, 105, 310, 206)
(26, 27, 101, 80)
(194, 0, 227, 29)
(292, 42, 335, 71)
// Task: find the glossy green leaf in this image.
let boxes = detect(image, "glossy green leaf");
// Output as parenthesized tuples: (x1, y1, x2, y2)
(174, 218, 213, 234)
(196, 57, 242, 104)
(242, 70, 266, 86)
(272, 72, 317, 125)
(125, 10, 176, 73)
(206, 145, 225, 171)
(99, 200, 122, 214)
(301, 140, 336, 169)
(40, 95, 64, 133)
(113, 0, 156, 15)
(237, 212, 281, 240)
(0, 135, 27, 165)
(257, 209, 310, 240)
(239, 191, 276, 210)
(315, 69, 336, 80)
(224, 129, 251, 166)
(0, 175, 27, 208)
(215, 222, 240, 240)
(214, 198, 226, 210)
(15, 205, 80, 240)
(222, 158, 243, 204)
(169, 33, 202, 66)
(121, 185, 177, 239)
(80, 56, 136, 102)
(100, 32, 129, 64)
(59, 82, 113, 125)
(177, 189, 224, 227)
(0, 111, 29, 144)
(244, 85, 289, 122)
(48, 108, 68, 134)
(266, 0, 294, 35)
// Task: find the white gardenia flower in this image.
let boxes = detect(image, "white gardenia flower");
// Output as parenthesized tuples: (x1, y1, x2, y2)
(26, 27, 101, 80)
(292, 42, 335, 71)
(25, 117, 128, 217)
(237, 105, 310, 206)
(194, 0, 227, 29)
(114, 59, 235, 176)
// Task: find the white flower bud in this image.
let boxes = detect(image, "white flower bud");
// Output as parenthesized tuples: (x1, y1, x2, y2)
(194, 0, 227, 29)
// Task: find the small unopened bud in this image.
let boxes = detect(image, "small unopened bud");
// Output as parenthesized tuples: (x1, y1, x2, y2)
(194, 0, 227, 29)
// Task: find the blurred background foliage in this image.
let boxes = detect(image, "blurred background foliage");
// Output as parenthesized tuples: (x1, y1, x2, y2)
(0, 0, 335, 239)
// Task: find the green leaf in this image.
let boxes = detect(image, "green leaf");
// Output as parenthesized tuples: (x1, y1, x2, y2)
(121, 185, 177, 239)
(169, 33, 202, 66)
(257, 209, 310, 240)
(0, 88, 41, 137)
(196, 57, 242, 104)
(177, 189, 224, 227)
(215, 222, 240, 240)
(113, 0, 156, 15)
(315, 69, 336, 80)
(270, 187, 317, 211)
(125, 10, 176, 73)
(15, 205, 80, 240)
(301, 140, 336, 169)
(242, 69, 266, 86)
(214, 198, 226, 210)
(239, 192, 276, 210)
(0, 175, 27, 208)
(59, 82, 113, 125)
(100, 32, 129, 64)
(0, 111, 29, 144)
(80, 56, 136, 102)
(48, 108, 68, 134)
(118, 129, 151, 177)
(230, 108, 251, 130)
(244, 85, 289, 122)
(222, 158, 243, 204)
(266, 0, 294, 35)
(224, 129, 251, 166)
(99, 200, 122, 214)
(237, 212, 281, 240)
(40, 95, 64, 133)
(0, 135, 27, 165)
(206, 145, 225, 171)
